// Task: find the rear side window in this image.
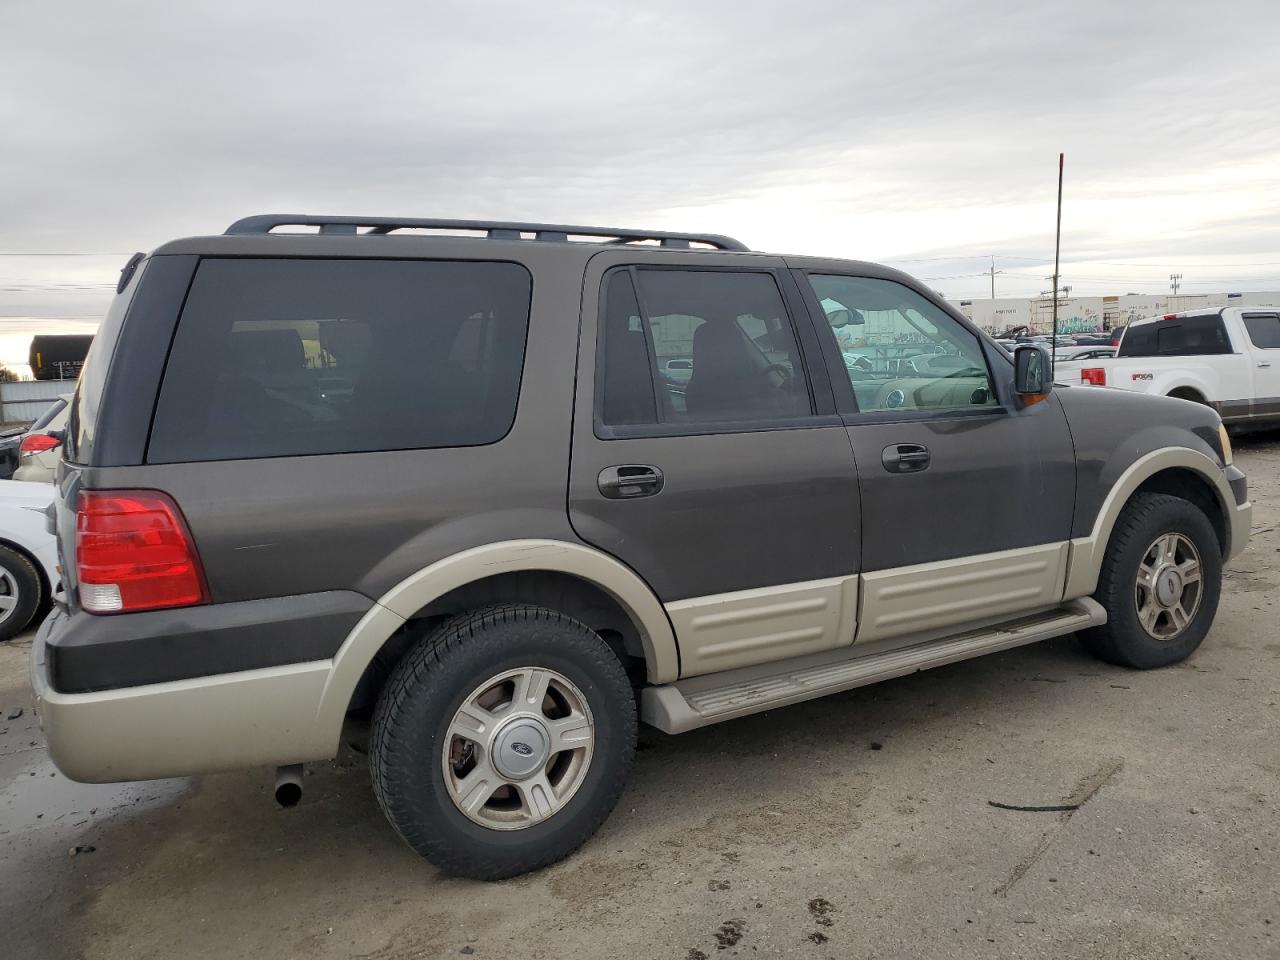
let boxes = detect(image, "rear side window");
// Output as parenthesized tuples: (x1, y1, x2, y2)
(1118, 315, 1232, 357)
(598, 268, 812, 428)
(1243, 313, 1280, 349)
(67, 257, 146, 463)
(148, 258, 531, 463)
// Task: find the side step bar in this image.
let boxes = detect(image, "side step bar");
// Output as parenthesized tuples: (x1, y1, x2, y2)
(641, 598, 1105, 733)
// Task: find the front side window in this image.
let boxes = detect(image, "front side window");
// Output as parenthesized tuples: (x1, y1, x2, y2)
(148, 258, 531, 462)
(599, 268, 811, 427)
(1243, 313, 1280, 349)
(806, 275, 996, 413)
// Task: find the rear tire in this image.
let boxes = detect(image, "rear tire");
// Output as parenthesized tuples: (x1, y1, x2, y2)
(0, 545, 43, 643)
(1079, 493, 1222, 669)
(370, 603, 636, 879)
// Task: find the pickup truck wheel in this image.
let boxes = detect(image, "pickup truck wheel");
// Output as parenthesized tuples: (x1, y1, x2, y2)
(370, 603, 636, 880)
(0, 545, 42, 643)
(1080, 493, 1222, 669)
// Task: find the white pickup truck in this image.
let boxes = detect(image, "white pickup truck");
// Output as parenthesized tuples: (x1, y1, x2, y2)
(1059, 307, 1280, 428)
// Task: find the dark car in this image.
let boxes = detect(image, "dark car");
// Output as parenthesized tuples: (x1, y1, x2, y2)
(31, 215, 1251, 880)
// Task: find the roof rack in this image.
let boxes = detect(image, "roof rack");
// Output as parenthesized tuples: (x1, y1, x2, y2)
(223, 214, 749, 252)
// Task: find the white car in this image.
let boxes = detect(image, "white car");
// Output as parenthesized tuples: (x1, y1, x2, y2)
(12, 394, 72, 483)
(1068, 308, 1280, 428)
(0, 479, 58, 641)
(662, 358, 693, 383)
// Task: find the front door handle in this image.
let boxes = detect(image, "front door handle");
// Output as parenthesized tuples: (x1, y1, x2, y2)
(1258, 361, 1273, 368)
(882, 443, 931, 474)
(598, 464, 665, 499)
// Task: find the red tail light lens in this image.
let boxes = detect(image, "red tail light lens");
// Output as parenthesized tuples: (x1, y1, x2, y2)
(75, 490, 208, 614)
(19, 433, 61, 455)
(1081, 367, 1107, 386)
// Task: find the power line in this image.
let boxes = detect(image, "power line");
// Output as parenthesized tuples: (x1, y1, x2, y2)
(885, 253, 1280, 268)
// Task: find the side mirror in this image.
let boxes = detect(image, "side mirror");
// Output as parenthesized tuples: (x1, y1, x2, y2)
(1013, 344, 1053, 400)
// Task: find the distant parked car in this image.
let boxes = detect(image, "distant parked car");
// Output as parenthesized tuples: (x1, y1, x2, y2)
(1055, 347, 1116, 362)
(13, 395, 72, 483)
(1072, 309, 1280, 430)
(0, 480, 58, 641)
(663, 358, 693, 383)
(0, 426, 28, 480)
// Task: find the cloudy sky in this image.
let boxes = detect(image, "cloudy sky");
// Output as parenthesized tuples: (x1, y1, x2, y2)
(2, 1, 1278, 369)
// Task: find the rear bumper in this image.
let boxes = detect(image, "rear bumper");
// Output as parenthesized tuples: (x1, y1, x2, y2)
(46, 591, 369, 693)
(31, 605, 340, 782)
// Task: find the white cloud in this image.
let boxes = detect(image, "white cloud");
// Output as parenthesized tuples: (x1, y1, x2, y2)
(1, 0, 1278, 322)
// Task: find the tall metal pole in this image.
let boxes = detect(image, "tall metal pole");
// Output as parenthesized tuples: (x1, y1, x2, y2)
(1052, 152, 1063, 350)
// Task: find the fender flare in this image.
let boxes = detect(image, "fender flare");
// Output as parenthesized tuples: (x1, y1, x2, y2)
(1062, 447, 1238, 599)
(1162, 382, 1210, 403)
(312, 539, 679, 745)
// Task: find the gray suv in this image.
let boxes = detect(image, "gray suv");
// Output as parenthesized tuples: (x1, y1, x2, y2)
(30, 215, 1252, 879)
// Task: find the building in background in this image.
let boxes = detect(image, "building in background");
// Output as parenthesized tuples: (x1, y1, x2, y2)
(953, 291, 1280, 336)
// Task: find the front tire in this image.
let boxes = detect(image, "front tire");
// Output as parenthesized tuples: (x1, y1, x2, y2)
(1079, 493, 1222, 669)
(0, 545, 43, 643)
(370, 603, 636, 879)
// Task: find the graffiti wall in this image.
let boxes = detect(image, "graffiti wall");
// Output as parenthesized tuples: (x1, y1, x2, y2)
(954, 291, 1280, 335)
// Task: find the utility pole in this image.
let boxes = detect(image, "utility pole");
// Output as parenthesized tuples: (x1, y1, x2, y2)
(988, 255, 1003, 299)
(1052, 152, 1064, 351)
(1170, 273, 1182, 296)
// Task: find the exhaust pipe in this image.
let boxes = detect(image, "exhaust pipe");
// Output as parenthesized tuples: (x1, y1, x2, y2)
(274, 764, 304, 808)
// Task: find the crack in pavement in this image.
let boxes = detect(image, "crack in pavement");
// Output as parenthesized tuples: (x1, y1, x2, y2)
(993, 757, 1124, 897)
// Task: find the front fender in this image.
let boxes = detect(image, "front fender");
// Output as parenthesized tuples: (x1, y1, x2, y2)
(1062, 447, 1240, 598)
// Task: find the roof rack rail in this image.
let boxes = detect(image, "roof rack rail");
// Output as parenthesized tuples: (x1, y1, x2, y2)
(223, 214, 749, 252)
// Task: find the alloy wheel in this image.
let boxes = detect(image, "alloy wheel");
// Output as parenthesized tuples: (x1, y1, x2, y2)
(1134, 532, 1203, 641)
(442, 666, 595, 831)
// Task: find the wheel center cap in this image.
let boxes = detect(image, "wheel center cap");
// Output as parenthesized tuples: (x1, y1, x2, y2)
(492, 717, 550, 779)
(1155, 568, 1183, 607)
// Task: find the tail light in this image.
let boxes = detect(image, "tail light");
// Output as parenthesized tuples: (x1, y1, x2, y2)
(1082, 367, 1107, 386)
(75, 490, 208, 614)
(19, 433, 61, 456)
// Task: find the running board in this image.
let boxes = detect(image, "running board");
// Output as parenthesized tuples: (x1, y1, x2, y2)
(641, 598, 1105, 733)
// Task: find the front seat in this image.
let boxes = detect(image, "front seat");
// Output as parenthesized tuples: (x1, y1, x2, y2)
(684, 318, 773, 420)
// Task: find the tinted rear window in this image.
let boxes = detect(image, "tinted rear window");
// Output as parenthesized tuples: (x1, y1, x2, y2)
(147, 258, 531, 463)
(1117, 314, 1232, 357)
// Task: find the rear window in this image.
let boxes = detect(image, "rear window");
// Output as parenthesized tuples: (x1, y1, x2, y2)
(147, 258, 531, 463)
(1117, 314, 1232, 358)
(1243, 313, 1280, 349)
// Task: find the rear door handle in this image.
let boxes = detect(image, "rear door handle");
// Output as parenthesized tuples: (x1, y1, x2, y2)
(1258, 361, 1273, 368)
(882, 443, 931, 474)
(598, 464, 664, 499)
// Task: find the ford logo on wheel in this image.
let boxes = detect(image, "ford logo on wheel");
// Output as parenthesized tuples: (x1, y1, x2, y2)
(510, 742, 534, 757)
